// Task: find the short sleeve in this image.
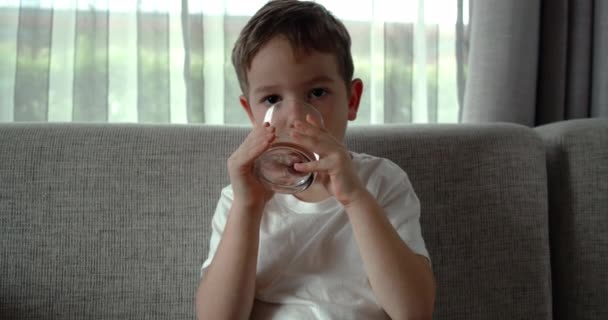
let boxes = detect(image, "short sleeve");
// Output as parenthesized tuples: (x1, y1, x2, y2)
(200, 185, 233, 278)
(372, 160, 430, 262)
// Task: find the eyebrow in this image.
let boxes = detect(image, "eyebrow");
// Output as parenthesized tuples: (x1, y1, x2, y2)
(302, 75, 335, 86)
(253, 75, 336, 95)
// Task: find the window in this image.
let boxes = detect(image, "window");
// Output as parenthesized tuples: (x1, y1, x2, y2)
(0, 0, 469, 124)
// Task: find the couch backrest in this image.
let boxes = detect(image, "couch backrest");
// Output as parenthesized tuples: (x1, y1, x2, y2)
(0, 124, 242, 319)
(346, 124, 552, 319)
(536, 119, 608, 320)
(0, 123, 553, 319)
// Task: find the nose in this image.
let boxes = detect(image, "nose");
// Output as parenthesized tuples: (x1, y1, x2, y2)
(281, 100, 310, 126)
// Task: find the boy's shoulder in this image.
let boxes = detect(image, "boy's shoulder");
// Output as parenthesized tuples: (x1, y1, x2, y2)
(350, 151, 409, 183)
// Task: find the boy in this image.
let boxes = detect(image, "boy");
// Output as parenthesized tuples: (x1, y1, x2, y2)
(196, 1, 435, 319)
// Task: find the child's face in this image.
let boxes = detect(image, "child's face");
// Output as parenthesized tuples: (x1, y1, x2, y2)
(240, 36, 363, 143)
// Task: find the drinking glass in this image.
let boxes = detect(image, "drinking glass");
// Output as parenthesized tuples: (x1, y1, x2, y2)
(254, 100, 323, 194)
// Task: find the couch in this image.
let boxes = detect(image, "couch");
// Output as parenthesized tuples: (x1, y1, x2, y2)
(1, 119, 606, 319)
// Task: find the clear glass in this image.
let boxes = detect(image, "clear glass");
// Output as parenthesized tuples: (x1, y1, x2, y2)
(254, 100, 323, 194)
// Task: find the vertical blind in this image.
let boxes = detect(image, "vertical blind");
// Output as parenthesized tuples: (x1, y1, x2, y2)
(0, 0, 469, 124)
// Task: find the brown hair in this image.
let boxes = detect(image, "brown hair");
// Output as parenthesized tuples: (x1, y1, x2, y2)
(231, 0, 354, 95)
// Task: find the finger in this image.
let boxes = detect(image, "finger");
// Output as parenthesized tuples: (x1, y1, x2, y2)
(256, 121, 275, 134)
(237, 127, 275, 161)
(293, 157, 331, 173)
(291, 129, 339, 157)
(249, 131, 275, 158)
(291, 120, 325, 145)
(251, 122, 276, 143)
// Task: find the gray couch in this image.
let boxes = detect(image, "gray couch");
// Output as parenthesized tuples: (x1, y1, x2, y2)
(1, 119, 606, 319)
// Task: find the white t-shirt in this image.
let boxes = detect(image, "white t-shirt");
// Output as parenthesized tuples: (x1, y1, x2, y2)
(201, 152, 429, 319)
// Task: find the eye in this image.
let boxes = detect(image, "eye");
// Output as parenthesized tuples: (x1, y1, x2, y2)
(309, 88, 328, 99)
(262, 95, 281, 106)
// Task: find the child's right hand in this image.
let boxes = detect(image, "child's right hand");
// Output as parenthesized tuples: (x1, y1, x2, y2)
(227, 122, 275, 210)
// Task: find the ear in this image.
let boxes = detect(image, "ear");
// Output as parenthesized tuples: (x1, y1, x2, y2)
(347, 79, 363, 121)
(240, 95, 256, 124)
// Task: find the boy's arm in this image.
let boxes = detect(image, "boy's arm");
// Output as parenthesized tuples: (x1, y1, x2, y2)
(344, 190, 435, 320)
(196, 123, 275, 320)
(195, 201, 264, 320)
(291, 119, 435, 319)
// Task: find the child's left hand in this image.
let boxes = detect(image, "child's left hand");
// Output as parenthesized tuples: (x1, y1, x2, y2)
(291, 115, 367, 206)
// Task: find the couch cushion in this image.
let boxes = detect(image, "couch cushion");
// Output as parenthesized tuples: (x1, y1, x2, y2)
(535, 119, 608, 320)
(346, 123, 552, 319)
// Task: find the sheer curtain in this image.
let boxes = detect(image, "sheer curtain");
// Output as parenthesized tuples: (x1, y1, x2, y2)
(0, 0, 468, 124)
